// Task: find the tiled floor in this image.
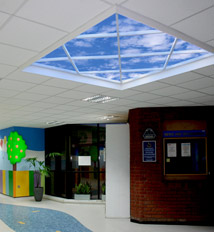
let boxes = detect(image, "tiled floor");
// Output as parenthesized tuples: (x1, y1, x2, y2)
(0, 194, 214, 232)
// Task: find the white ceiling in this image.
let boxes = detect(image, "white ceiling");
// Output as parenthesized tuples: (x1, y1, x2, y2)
(0, 0, 214, 129)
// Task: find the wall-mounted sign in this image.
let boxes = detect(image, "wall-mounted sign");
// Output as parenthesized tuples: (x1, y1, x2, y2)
(181, 143, 191, 157)
(167, 143, 177, 157)
(163, 130, 206, 138)
(143, 128, 156, 139)
(78, 156, 91, 166)
(143, 141, 156, 162)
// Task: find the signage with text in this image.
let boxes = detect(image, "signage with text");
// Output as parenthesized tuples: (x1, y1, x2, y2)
(143, 141, 156, 162)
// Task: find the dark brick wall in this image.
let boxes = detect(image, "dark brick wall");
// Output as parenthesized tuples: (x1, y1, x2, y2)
(129, 106, 214, 224)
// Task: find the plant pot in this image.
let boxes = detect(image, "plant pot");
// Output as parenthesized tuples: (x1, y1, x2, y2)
(101, 194, 106, 201)
(34, 187, 43, 201)
(74, 194, 90, 200)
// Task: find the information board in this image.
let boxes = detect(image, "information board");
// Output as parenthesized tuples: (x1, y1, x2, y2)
(143, 141, 156, 162)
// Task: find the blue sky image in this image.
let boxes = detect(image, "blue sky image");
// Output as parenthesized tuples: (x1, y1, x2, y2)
(35, 14, 211, 83)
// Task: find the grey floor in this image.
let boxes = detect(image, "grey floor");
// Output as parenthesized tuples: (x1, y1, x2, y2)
(0, 194, 213, 232)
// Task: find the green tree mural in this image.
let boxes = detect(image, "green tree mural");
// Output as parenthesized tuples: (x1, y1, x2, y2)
(7, 131, 27, 164)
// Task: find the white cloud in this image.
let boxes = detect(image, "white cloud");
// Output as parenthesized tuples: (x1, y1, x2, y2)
(146, 56, 167, 63)
(119, 17, 153, 32)
(121, 48, 142, 55)
(72, 40, 93, 48)
(99, 25, 116, 33)
(174, 40, 203, 51)
(170, 53, 196, 61)
(120, 33, 172, 51)
(101, 59, 119, 70)
(128, 73, 143, 79)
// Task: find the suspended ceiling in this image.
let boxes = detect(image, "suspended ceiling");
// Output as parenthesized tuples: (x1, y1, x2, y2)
(0, 0, 214, 129)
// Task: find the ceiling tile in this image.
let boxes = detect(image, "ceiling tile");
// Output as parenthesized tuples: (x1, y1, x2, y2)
(131, 82, 170, 92)
(43, 78, 82, 89)
(74, 84, 110, 94)
(0, 16, 67, 51)
(74, 107, 100, 113)
(0, 89, 19, 97)
(91, 103, 117, 110)
(30, 102, 56, 109)
(27, 85, 66, 96)
(53, 105, 79, 111)
(126, 102, 159, 108)
(42, 96, 72, 104)
(0, 103, 21, 110)
(193, 66, 214, 77)
(160, 72, 203, 85)
(151, 86, 189, 96)
(104, 89, 140, 97)
(122, 0, 214, 26)
(15, 0, 110, 32)
(58, 90, 95, 99)
(67, 100, 95, 107)
(198, 86, 214, 94)
(7, 71, 51, 84)
(3, 98, 33, 106)
(108, 98, 136, 106)
(109, 105, 130, 112)
(15, 92, 49, 101)
(61, 111, 85, 117)
(173, 91, 206, 100)
(178, 77, 214, 90)
(0, 64, 17, 77)
(190, 95, 214, 103)
(0, 12, 10, 27)
(172, 6, 214, 42)
(207, 39, 214, 46)
(167, 101, 203, 106)
(104, 0, 127, 4)
(0, 79, 36, 91)
(0, 0, 26, 14)
(0, 43, 37, 66)
(205, 100, 214, 105)
(18, 105, 44, 112)
(126, 92, 160, 101)
(147, 97, 178, 104)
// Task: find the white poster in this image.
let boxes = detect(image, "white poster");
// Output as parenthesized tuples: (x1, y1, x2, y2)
(167, 143, 177, 157)
(78, 156, 91, 166)
(181, 143, 191, 157)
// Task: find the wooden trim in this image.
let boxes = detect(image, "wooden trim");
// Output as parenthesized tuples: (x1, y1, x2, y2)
(164, 174, 208, 181)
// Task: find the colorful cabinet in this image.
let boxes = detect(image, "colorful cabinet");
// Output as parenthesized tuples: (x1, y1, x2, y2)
(0, 170, 34, 197)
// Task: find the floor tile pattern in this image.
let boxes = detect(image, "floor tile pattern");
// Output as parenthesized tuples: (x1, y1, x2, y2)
(0, 203, 92, 232)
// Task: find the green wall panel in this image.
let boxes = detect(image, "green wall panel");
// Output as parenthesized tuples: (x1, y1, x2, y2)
(9, 171, 13, 197)
(29, 171, 34, 196)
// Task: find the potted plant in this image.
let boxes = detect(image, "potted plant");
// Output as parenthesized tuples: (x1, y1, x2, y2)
(74, 182, 91, 200)
(26, 152, 62, 201)
(101, 182, 106, 201)
(26, 157, 50, 201)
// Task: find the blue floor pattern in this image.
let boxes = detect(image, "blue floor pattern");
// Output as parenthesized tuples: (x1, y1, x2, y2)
(0, 203, 92, 232)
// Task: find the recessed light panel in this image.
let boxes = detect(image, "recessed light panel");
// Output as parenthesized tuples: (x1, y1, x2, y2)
(82, 95, 117, 103)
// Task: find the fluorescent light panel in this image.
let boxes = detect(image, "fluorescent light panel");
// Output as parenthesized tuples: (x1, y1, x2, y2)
(82, 95, 117, 103)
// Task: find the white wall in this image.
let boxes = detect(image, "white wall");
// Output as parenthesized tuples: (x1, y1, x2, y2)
(106, 124, 130, 218)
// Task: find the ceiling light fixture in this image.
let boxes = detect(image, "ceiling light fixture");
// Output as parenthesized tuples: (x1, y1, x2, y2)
(82, 95, 117, 103)
(46, 121, 65, 125)
(101, 115, 120, 121)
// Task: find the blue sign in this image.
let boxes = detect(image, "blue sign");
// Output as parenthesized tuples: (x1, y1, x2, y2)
(143, 141, 156, 162)
(163, 130, 206, 138)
